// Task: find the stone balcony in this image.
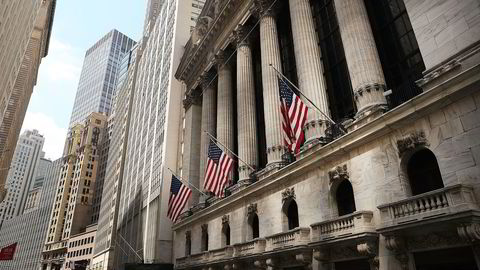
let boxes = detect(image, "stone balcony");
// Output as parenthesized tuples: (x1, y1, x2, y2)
(209, 246, 234, 261)
(310, 211, 376, 244)
(265, 227, 310, 252)
(176, 251, 209, 268)
(377, 184, 479, 232)
(233, 238, 266, 257)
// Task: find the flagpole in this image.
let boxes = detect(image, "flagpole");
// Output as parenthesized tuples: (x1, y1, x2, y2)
(167, 167, 209, 197)
(203, 130, 257, 172)
(269, 64, 347, 134)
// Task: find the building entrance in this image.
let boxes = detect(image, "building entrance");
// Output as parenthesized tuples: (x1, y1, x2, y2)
(334, 259, 370, 270)
(414, 247, 477, 270)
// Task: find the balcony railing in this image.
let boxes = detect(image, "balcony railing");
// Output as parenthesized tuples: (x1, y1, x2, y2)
(310, 211, 375, 242)
(378, 184, 478, 228)
(265, 227, 310, 251)
(233, 238, 266, 257)
(209, 246, 234, 261)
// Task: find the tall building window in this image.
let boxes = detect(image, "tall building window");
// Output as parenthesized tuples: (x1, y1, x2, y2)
(310, 0, 355, 122)
(364, 0, 425, 107)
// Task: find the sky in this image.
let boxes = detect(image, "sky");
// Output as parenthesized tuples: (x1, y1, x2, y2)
(21, 0, 147, 160)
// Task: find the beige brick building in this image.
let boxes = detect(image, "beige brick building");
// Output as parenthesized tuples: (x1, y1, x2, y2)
(172, 0, 480, 269)
(0, 0, 56, 202)
(42, 112, 107, 270)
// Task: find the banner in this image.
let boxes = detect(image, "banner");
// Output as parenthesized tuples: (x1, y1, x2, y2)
(0, 243, 17, 260)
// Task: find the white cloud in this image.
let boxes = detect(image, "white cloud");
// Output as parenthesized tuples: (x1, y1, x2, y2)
(41, 38, 82, 83)
(21, 112, 67, 160)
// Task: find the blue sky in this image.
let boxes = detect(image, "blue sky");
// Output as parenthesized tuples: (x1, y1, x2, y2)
(21, 0, 147, 160)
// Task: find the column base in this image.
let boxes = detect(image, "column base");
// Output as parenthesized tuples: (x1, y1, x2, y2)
(348, 104, 388, 131)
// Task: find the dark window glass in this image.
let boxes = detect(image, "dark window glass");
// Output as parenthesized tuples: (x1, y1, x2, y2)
(287, 200, 299, 230)
(336, 180, 356, 216)
(252, 214, 260, 239)
(310, 0, 355, 122)
(223, 224, 231, 246)
(364, 0, 426, 107)
(277, 3, 298, 85)
(407, 149, 444, 195)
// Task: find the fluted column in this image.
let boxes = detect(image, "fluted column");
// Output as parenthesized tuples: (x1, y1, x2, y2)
(289, 0, 331, 143)
(256, 0, 286, 165)
(182, 90, 202, 205)
(215, 51, 235, 183)
(334, 0, 388, 119)
(199, 73, 217, 192)
(235, 25, 258, 184)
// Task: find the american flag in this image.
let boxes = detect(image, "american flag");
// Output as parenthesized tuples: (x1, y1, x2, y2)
(278, 77, 308, 154)
(203, 140, 234, 197)
(167, 175, 192, 222)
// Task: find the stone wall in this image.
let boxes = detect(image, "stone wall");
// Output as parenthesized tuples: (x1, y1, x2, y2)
(405, 0, 480, 69)
(173, 88, 480, 260)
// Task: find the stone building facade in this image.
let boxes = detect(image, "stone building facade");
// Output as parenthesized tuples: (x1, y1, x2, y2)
(173, 0, 480, 269)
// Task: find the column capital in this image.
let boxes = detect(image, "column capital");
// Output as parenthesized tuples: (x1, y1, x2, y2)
(214, 50, 230, 71)
(200, 70, 217, 90)
(253, 0, 278, 18)
(234, 24, 251, 48)
(183, 89, 202, 110)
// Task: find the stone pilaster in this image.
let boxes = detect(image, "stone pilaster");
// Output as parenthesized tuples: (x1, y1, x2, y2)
(289, 0, 331, 143)
(199, 72, 217, 193)
(256, 0, 287, 165)
(235, 25, 258, 184)
(182, 90, 202, 204)
(215, 51, 235, 183)
(334, 0, 388, 119)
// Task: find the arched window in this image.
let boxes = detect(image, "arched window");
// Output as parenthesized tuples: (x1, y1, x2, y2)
(407, 149, 444, 195)
(286, 200, 299, 230)
(222, 224, 231, 246)
(201, 225, 208, 251)
(251, 214, 259, 239)
(336, 179, 356, 216)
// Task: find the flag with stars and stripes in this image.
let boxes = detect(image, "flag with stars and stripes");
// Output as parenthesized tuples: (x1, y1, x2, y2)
(167, 175, 192, 223)
(203, 140, 234, 197)
(278, 77, 308, 154)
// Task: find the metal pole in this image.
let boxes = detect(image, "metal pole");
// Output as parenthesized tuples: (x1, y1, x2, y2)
(269, 64, 347, 134)
(203, 131, 256, 172)
(117, 234, 143, 262)
(167, 168, 208, 197)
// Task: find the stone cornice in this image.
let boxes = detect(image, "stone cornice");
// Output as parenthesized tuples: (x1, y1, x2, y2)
(175, 0, 254, 91)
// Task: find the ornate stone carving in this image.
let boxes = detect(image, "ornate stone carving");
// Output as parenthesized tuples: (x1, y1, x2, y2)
(281, 187, 295, 204)
(252, 0, 277, 18)
(328, 164, 349, 185)
(254, 259, 266, 269)
(201, 224, 208, 234)
(458, 223, 480, 242)
(329, 245, 359, 261)
(357, 240, 379, 270)
(385, 235, 405, 251)
(200, 70, 217, 90)
(296, 251, 313, 268)
(247, 203, 257, 217)
(234, 24, 250, 48)
(214, 50, 229, 70)
(396, 131, 429, 156)
(266, 257, 276, 267)
(354, 83, 386, 99)
(313, 248, 329, 262)
(183, 89, 202, 109)
(222, 215, 230, 225)
(407, 231, 461, 250)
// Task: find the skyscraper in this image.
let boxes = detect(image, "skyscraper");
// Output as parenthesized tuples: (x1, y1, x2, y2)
(42, 112, 108, 269)
(68, 30, 135, 127)
(0, 157, 61, 270)
(0, 129, 45, 227)
(92, 44, 141, 270)
(115, 0, 205, 268)
(0, 0, 56, 203)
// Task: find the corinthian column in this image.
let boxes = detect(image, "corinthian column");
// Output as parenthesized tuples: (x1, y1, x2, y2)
(215, 51, 235, 183)
(289, 0, 331, 144)
(199, 72, 217, 191)
(256, 0, 286, 166)
(235, 25, 258, 184)
(334, 0, 388, 119)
